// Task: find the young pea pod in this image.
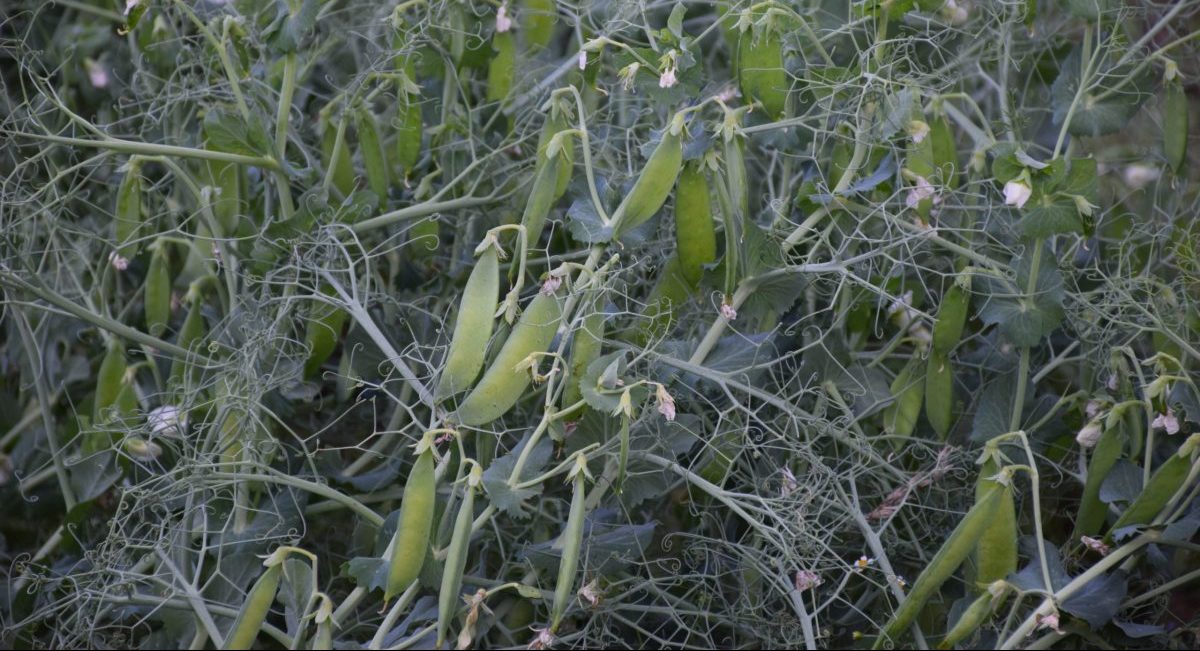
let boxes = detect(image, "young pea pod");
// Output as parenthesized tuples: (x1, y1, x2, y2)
(737, 10, 788, 119)
(394, 58, 423, 175)
(930, 280, 970, 355)
(435, 245, 500, 400)
(924, 352, 954, 440)
(115, 159, 144, 258)
(930, 114, 959, 187)
(973, 451, 1017, 590)
(486, 30, 515, 102)
(723, 132, 749, 219)
(144, 244, 171, 337)
(310, 594, 334, 650)
(519, 0, 556, 51)
(536, 104, 575, 201)
(437, 462, 482, 647)
(302, 286, 348, 380)
(551, 454, 590, 633)
(884, 356, 925, 447)
(452, 285, 563, 426)
(519, 153, 564, 248)
(320, 111, 357, 198)
(674, 162, 717, 287)
(386, 432, 438, 600)
(1073, 414, 1127, 538)
(1107, 433, 1200, 537)
(872, 476, 1006, 649)
(937, 583, 1010, 650)
(94, 340, 127, 422)
(203, 155, 242, 235)
(614, 113, 685, 236)
(354, 107, 390, 204)
(562, 298, 605, 415)
(224, 561, 283, 650)
(170, 288, 206, 388)
(1165, 74, 1188, 174)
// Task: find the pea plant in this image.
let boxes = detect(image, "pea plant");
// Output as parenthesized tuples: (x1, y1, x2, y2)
(2, 1, 1199, 649)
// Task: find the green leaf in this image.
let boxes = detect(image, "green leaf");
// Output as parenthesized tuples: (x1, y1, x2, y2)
(581, 351, 628, 414)
(1018, 198, 1084, 238)
(203, 107, 272, 158)
(565, 198, 612, 243)
(978, 245, 1065, 346)
(342, 556, 390, 593)
(481, 435, 553, 518)
(668, 3, 687, 39)
(1052, 47, 1152, 138)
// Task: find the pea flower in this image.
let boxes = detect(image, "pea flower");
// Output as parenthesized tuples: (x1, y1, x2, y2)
(578, 51, 587, 71)
(655, 384, 676, 421)
(1075, 420, 1103, 448)
(124, 437, 162, 461)
(495, 3, 512, 33)
(84, 58, 109, 88)
(1003, 179, 1032, 209)
(907, 120, 930, 144)
(617, 62, 640, 91)
(124, 0, 141, 15)
(794, 570, 822, 592)
(720, 301, 737, 321)
(148, 405, 185, 437)
(1081, 535, 1110, 556)
(659, 66, 677, 88)
(109, 251, 130, 271)
(905, 176, 938, 209)
(1122, 164, 1160, 189)
(1152, 408, 1180, 435)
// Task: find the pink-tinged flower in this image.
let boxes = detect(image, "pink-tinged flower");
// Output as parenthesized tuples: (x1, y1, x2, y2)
(794, 570, 822, 592)
(1081, 536, 1110, 556)
(907, 120, 930, 144)
(906, 176, 938, 209)
(1002, 180, 1032, 209)
(720, 302, 738, 320)
(578, 51, 587, 70)
(655, 384, 676, 421)
(943, 0, 969, 25)
(578, 579, 603, 608)
(659, 66, 677, 88)
(495, 4, 512, 33)
(124, 0, 141, 15)
(1122, 164, 1160, 189)
(716, 86, 738, 103)
(148, 405, 184, 436)
(528, 627, 557, 650)
(85, 58, 109, 88)
(1076, 420, 1103, 448)
(1152, 408, 1180, 435)
(1036, 612, 1061, 632)
(540, 276, 562, 295)
(1085, 400, 1102, 419)
(781, 467, 798, 497)
(109, 251, 129, 271)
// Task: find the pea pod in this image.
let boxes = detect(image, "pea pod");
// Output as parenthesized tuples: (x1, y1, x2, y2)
(614, 113, 685, 236)
(872, 477, 1006, 649)
(551, 454, 590, 633)
(394, 57, 423, 175)
(519, 153, 563, 248)
(674, 162, 717, 287)
(452, 285, 563, 426)
(1107, 433, 1200, 537)
(519, 0, 556, 51)
(930, 114, 959, 187)
(737, 11, 788, 119)
(930, 280, 970, 355)
(1165, 75, 1188, 174)
(884, 356, 924, 447)
(224, 562, 282, 650)
(973, 452, 1017, 590)
(937, 583, 1010, 650)
(562, 296, 605, 415)
(1073, 418, 1127, 538)
(924, 352, 954, 440)
(95, 340, 127, 423)
(320, 111, 356, 198)
(385, 432, 437, 600)
(435, 245, 500, 400)
(302, 286, 348, 380)
(723, 132, 749, 220)
(114, 159, 143, 258)
(436, 463, 481, 647)
(536, 104, 575, 200)
(144, 244, 171, 337)
(203, 155, 242, 235)
(170, 289, 206, 388)
(486, 31, 515, 102)
(354, 107, 390, 204)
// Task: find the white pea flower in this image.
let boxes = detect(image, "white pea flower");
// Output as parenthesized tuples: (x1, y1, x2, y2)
(1151, 408, 1180, 435)
(794, 570, 822, 592)
(578, 51, 587, 71)
(1081, 535, 1110, 556)
(109, 251, 130, 271)
(1085, 400, 1102, 419)
(148, 405, 186, 437)
(84, 58, 109, 88)
(540, 276, 562, 295)
(495, 4, 512, 33)
(943, 0, 969, 25)
(905, 176, 938, 209)
(124, 0, 141, 15)
(1075, 420, 1103, 448)
(1122, 164, 1160, 189)
(1002, 180, 1032, 209)
(659, 67, 677, 88)
(1037, 612, 1062, 633)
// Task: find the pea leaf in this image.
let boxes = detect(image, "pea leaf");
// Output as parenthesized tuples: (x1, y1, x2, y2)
(667, 4, 687, 39)
(481, 434, 553, 518)
(565, 198, 612, 243)
(203, 108, 271, 158)
(1062, 570, 1128, 629)
(1052, 47, 1152, 138)
(977, 245, 1065, 346)
(1099, 460, 1143, 505)
(342, 556, 389, 593)
(1018, 198, 1084, 238)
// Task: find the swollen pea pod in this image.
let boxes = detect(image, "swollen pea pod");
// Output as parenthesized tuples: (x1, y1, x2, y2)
(354, 106, 390, 204)
(519, 152, 564, 249)
(114, 159, 143, 258)
(674, 162, 717, 287)
(519, 0, 556, 51)
(385, 431, 438, 600)
(552, 454, 590, 633)
(486, 30, 515, 102)
(937, 582, 1011, 650)
(144, 244, 171, 337)
(930, 279, 969, 355)
(924, 353, 954, 440)
(614, 113, 685, 236)
(737, 9, 788, 119)
(452, 284, 563, 427)
(973, 449, 1017, 590)
(1165, 72, 1188, 174)
(536, 101, 575, 201)
(302, 286, 348, 380)
(872, 476, 1006, 650)
(435, 245, 500, 400)
(723, 127, 750, 220)
(170, 286, 206, 389)
(320, 110, 357, 198)
(883, 356, 924, 448)
(562, 296, 605, 416)
(1073, 412, 1128, 538)
(436, 462, 482, 648)
(224, 553, 287, 650)
(1107, 433, 1200, 538)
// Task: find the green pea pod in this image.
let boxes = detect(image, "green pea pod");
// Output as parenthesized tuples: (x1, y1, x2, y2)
(884, 356, 925, 447)
(394, 57, 423, 175)
(224, 563, 282, 650)
(320, 111, 356, 198)
(94, 340, 127, 423)
(203, 156, 242, 235)
(1108, 433, 1200, 537)
(435, 246, 500, 400)
(552, 455, 589, 633)
(303, 287, 348, 380)
(924, 352, 955, 440)
(452, 287, 563, 426)
(931, 280, 969, 355)
(973, 455, 1017, 589)
(386, 432, 437, 600)
(931, 115, 959, 187)
(536, 107, 575, 201)
(437, 464, 481, 647)
(675, 162, 717, 287)
(519, 0, 556, 51)
(115, 160, 143, 258)
(907, 112, 937, 181)
(737, 14, 788, 119)
(937, 586, 1006, 650)
(170, 290, 206, 388)
(724, 134, 749, 220)
(519, 154, 562, 248)
(615, 114, 684, 235)
(354, 107, 390, 204)
(1073, 420, 1127, 539)
(872, 479, 1005, 649)
(486, 31, 515, 102)
(1165, 76, 1188, 174)
(562, 297, 605, 415)
(144, 245, 171, 337)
